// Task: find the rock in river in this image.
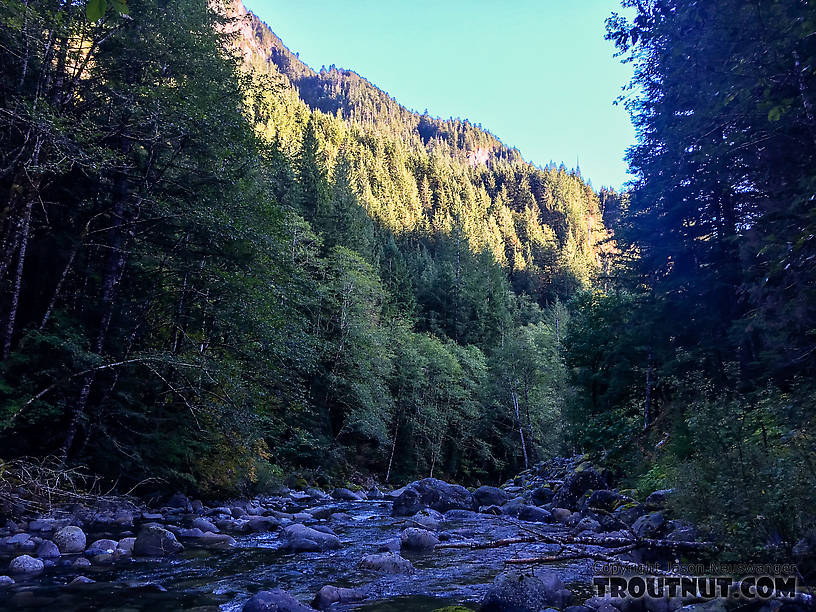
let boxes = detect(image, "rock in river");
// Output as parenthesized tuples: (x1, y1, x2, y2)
(481, 570, 573, 612)
(8, 555, 44, 575)
(282, 523, 341, 552)
(243, 588, 312, 612)
(133, 525, 184, 556)
(359, 552, 415, 574)
(400, 527, 439, 552)
(312, 585, 366, 609)
(391, 478, 474, 516)
(53, 525, 86, 554)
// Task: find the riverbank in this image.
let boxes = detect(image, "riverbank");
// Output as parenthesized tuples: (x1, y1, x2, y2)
(0, 456, 811, 611)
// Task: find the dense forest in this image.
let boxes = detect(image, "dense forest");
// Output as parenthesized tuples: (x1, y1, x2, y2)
(0, 0, 606, 495)
(1, 0, 815, 562)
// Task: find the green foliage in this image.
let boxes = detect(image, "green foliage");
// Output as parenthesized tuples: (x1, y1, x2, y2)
(562, 0, 816, 557)
(0, 0, 608, 494)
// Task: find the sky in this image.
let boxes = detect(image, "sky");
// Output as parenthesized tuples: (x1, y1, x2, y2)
(245, 0, 636, 189)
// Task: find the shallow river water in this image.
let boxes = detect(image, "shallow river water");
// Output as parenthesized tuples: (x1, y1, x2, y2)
(0, 499, 597, 611)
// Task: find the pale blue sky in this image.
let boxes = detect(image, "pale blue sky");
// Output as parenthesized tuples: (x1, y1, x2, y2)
(245, 0, 635, 189)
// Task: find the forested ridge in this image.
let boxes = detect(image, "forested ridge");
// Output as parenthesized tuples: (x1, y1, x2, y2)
(1, 0, 815, 563)
(0, 0, 608, 496)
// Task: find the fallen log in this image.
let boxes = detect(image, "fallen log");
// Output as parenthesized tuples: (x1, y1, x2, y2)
(436, 535, 538, 550)
(505, 543, 637, 566)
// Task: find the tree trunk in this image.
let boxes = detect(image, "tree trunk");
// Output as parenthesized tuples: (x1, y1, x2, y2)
(2, 197, 32, 358)
(643, 350, 653, 430)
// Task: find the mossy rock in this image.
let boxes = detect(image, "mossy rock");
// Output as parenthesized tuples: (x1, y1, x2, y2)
(575, 461, 592, 473)
(620, 488, 638, 498)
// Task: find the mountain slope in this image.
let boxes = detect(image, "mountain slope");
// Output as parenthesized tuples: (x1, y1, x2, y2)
(229, 0, 612, 303)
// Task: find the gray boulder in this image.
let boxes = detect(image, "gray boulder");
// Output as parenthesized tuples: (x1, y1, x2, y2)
(517, 505, 552, 523)
(0, 575, 14, 587)
(281, 524, 341, 552)
(243, 589, 312, 612)
(391, 478, 474, 516)
(87, 538, 118, 554)
(331, 487, 363, 501)
(165, 492, 193, 512)
(359, 552, 414, 574)
(576, 517, 601, 533)
(8, 554, 44, 575)
(551, 468, 605, 510)
(551, 507, 572, 523)
(1, 533, 32, 552)
(192, 517, 218, 533)
(531, 486, 555, 506)
(584, 489, 626, 512)
(133, 525, 184, 556)
(481, 570, 572, 611)
(400, 527, 439, 552)
(473, 485, 508, 507)
(633, 512, 667, 539)
(312, 585, 366, 609)
(53, 525, 86, 553)
(248, 516, 280, 533)
(411, 508, 443, 530)
(117, 537, 136, 554)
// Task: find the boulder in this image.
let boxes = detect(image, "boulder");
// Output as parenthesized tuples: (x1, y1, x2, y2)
(502, 500, 551, 523)
(312, 585, 366, 609)
(281, 524, 341, 552)
(197, 532, 237, 548)
(584, 490, 626, 512)
(192, 517, 219, 533)
(576, 517, 601, 533)
(243, 589, 312, 612)
(331, 487, 363, 501)
(481, 570, 572, 612)
(531, 486, 555, 506)
(0, 576, 14, 587)
(8, 555, 44, 575)
(517, 505, 552, 523)
(53, 526, 86, 554)
(377, 538, 401, 553)
(248, 516, 280, 533)
(36, 540, 60, 559)
(632, 512, 667, 539)
(411, 508, 443, 530)
(614, 502, 645, 526)
(303, 507, 333, 521)
(359, 552, 414, 574)
(551, 468, 605, 510)
(69, 575, 95, 585)
(391, 478, 474, 516)
(2, 533, 33, 552)
(367, 487, 384, 499)
(400, 527, 439, 552)
(133, 525, 184, 556)
(165, 492, 193, 512)
(645, 489, 674, 510)
(117, 537, 136, 554)
(87, 538, 118, 555)
(473, 486, 508, 507)
(551, 508, 572, 523)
